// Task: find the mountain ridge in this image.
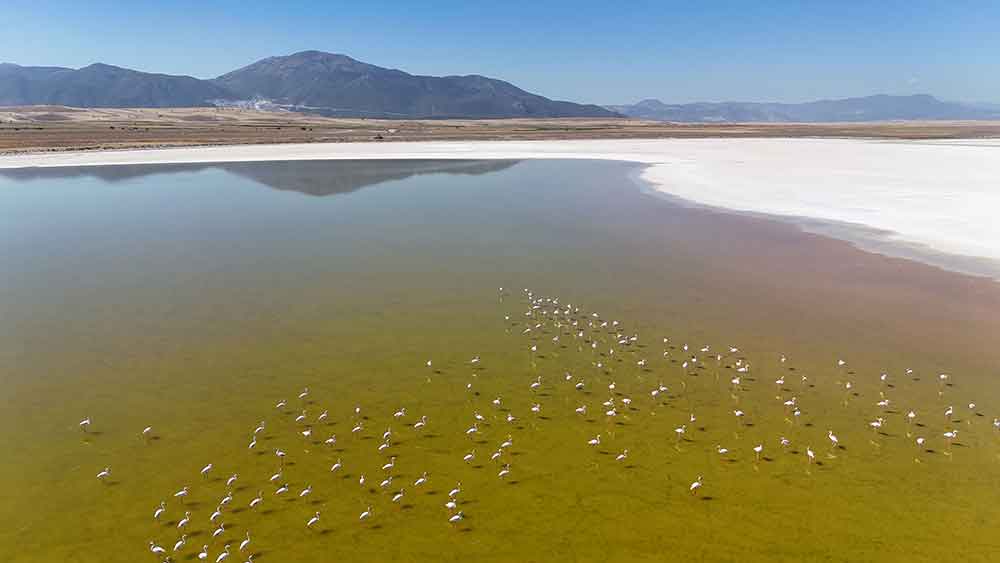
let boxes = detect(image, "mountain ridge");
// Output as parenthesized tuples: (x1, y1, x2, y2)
(606, 94, 999, 122)
(3, 53, 998, 121)
(0, 51, 616, 118)
(213, 50, 615, 118)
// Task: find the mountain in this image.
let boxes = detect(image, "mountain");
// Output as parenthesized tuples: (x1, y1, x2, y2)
(606, 94, 1000, 122)
(0, 62, 231, 108)
(0, 52, 616, 118)
(212, 51, 616, 118)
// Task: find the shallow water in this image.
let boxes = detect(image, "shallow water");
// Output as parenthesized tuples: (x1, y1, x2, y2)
(639, 138, 1000, 279)
(2, 159, 999, 562)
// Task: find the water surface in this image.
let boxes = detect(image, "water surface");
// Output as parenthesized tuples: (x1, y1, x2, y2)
(2, 159, 999, 562)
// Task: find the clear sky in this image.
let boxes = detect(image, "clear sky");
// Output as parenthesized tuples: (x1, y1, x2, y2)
(3, 0, 997, 104)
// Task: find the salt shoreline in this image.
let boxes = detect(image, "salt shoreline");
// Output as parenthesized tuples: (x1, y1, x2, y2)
(2, 138, 997, 280)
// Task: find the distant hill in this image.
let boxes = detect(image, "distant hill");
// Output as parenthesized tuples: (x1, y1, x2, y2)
(606, 94, 1000, 122)
(0, 62, 231, 108)
(213, 51, 616, 118)
(0, 52, 617, 118)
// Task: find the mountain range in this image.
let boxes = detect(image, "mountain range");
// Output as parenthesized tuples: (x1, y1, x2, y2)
(0, 51, 615, 118)
(605, 94, 1000, 122)
(2, 51, 998, 121)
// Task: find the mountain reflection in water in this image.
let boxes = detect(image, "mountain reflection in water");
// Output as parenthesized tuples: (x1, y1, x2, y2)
(0, 159, 519, 197)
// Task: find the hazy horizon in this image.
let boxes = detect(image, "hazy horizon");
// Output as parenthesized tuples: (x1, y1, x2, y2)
(2, 1, 997, 105)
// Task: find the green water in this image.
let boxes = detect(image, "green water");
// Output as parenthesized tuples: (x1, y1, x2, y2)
(1, 159, 998, 562)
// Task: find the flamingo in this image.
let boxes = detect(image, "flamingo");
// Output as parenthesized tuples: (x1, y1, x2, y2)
(173, 534, 187, 552)
(414, 472, 428, 487)
(307, 512, 320, 528)
(96, 467, 111, 481)
(215, 544, 230, 563)
(239, 532, 251, 552)
(153, 501, 166, 521)
(615, 449, 628, 461)
(249, 492, 263, 509)
(359, 506, 373, 521)
(150, 541, 167, 556)
(392, 489, 405, 503)
(689, 475, 703, 495)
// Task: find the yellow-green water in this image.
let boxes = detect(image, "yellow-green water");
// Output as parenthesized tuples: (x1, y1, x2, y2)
(1, 159, 999, 562)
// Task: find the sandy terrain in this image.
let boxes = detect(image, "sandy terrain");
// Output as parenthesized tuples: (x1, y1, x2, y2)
(3, 106, 1000, 155)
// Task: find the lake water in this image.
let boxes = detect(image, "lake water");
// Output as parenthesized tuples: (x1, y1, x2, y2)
(2, 159, 999, 562)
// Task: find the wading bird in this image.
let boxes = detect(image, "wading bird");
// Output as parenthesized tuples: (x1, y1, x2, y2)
(689, 475, 703, 495)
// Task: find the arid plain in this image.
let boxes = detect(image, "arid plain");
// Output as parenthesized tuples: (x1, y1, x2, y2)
(3, 106, 1000, 155)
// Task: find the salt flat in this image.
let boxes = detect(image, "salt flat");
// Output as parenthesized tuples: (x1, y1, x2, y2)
(2, 138, 997, 279)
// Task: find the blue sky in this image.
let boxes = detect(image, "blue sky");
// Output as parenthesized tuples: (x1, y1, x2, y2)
(3, 0, 997, 104)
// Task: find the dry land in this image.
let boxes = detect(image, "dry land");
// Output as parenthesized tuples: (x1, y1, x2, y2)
(3, 106, 1000, 154)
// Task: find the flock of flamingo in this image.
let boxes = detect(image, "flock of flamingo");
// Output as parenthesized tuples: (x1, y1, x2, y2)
(81, 288, 997, 562)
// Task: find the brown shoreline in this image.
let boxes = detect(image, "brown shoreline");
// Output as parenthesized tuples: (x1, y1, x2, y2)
(3, 106, 1000, 154)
